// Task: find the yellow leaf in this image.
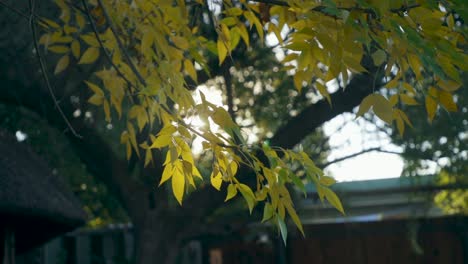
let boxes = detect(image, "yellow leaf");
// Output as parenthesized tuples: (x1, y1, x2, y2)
(407, 54, 422, 79)
(371, 50, 386, 66)
(158, 124, 177, 136)
(343, 55, 367, 73)
(228, 161, 238, 177)
(184, 59, 197, 82)
(268, 23, 283, 45)
(210, 171, 223, 191)
(357, 94, 393, 123)
(159, 163, 173, 186)
(39, 34, 51, 45)
(127, 123, 140, 157)
(80, 34, 100, 47)
(374, 104, 393, 124)
(293, 71, 306, 92)
(323, 187, 344, 214)
(211, 107, 235, 128)
(220, 23, 231, 42)
(225, 7, 243, 16)
(76, 13, 86, 29)
(225, 183, 238, 201)
(437, 56, 461, 82)
(397, 109, 413, 128)
(238, 24, 250, 46)
(437, 79, 461, 92)
(217, 38, 228, 65)
(54, 55, 69, 75)
(55, 36, 73, 43)
(394, 110, 405, 136)
(319, 176, 336, 186)
(71, 40, 80, 59)
(171, 36, 189, 50)
(402, 83, 417, 94)
(64, 25, 78, 34)
(103, 100, 111, 122)
(284, 202, 304, 236)
(85, 81, 104, 96)
(425, 96, 438, 122)
(192, 165, 203, 180)
(438, 91, 457, 112)
(389, 94, 399, 106)
(400, 94, 419, 105)
(48, 45, 69, 54)
(88, 94, 103, 105)
(356, 94, 375, 117)
(141, 29, 154, 55)
(43, 18, 60, 28)
(230, 27, 241, 50)
(172, 166, 185, 205)
(315, 82, 331, 105)
(78, 47, 100, 64)
(150, 134, 172, 149)
(144, 149, 152, 167)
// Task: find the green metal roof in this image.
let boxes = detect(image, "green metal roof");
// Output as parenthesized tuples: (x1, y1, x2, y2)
(305, 175, 437, 194)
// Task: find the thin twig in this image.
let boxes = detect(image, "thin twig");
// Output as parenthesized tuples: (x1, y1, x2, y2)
(250, 0, 420, 14)
(28, 0, 81, 138)
(0, 0, 48, 25)
(81, 0, 136, 93)
(319, 147, 402, 168)
(96, 0, 147, 86)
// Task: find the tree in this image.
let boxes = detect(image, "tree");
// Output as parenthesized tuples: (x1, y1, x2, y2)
(0, 0, 466, 263)
(386, 73, 468, 214)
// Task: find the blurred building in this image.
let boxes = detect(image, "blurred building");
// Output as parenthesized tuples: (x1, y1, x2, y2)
(0, 130, 87, 264)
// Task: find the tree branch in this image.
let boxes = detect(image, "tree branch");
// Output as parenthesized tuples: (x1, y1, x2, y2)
(270, 66, 382, 149)
(29, 0, 81, 138)
(319, 147, 402, 168)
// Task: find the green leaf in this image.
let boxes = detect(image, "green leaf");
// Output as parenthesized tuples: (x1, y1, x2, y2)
(358, 94, 393, 124)
(238, 184, 255, 213)
(225, 183, 238, 201)
(277, 215, 288, 245)
(372, 95, 393, 124)
(371, 50, 387, 66)
(356, 94, 374, 117)
(290, 173, 306, 195)
(262, 203, 274, 222)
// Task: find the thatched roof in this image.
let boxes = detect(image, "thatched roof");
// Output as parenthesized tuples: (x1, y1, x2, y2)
(0, 130, 87, 253)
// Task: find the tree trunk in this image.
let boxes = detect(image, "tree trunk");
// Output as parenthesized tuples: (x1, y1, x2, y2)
(132, 210, 184, 264)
